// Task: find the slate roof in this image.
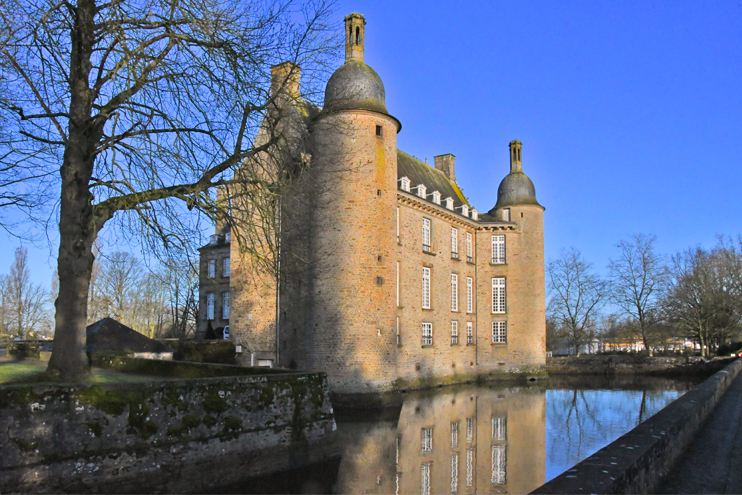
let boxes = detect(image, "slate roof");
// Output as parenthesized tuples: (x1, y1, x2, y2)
(397, 150, 469, 209)
(86, 317, 173, 354)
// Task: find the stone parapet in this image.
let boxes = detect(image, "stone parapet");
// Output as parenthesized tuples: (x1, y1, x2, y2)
(531, 358, 742, 494)
(0, 371, 335, 493)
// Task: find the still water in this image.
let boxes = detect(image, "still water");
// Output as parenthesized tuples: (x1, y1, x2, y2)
(222, 376, 699, 494)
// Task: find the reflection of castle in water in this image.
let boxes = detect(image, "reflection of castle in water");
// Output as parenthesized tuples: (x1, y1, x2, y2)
(334, 387, 546, 495)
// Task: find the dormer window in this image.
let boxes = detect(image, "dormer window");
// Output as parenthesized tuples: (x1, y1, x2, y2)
(210, 235, 218, 245)
(458, 205, 469, 217)
(445, 197, 454, 210)
(471, 209, 478, 221)
(415, 184, 427, 199)
(399, 176, 410, 192)
(431, 191, 441, 205)
(224, 232, 231, 242)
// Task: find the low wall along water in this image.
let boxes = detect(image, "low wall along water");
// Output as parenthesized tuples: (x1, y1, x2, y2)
(0, 366, 336, 493)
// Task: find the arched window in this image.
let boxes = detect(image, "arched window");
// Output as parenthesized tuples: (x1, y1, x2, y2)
(518, 148, 521, 161)
(355, 27, 360, 45)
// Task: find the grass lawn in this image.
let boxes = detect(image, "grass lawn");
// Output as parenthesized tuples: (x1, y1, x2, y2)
(0, 358, 154, 385)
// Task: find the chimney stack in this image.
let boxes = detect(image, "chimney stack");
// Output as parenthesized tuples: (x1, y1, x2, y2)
(345, 13, 366, 63)
(434, 154, 456, 181)
(509, 140, 522, 173)
(270, 61, 301, 99)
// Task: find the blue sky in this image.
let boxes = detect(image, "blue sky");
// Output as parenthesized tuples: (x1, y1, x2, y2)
(2, 0, 741, 288)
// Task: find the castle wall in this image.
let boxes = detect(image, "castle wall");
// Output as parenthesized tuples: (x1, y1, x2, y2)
(476, 206, 546, 374)
(395, 196, 479, 386)
(280, 110, 400, 392)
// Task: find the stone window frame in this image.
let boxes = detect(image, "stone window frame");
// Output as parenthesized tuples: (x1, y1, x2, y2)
(222, 291, 230, 320)
(492, 277, 507, 314)
(422, 217, 432, 253)
(491, 234, 506, 264)
(451, 320, 458, 345)
(208, 259, 216, 278)
(492, 321, 507, 344)
(422, 322, 433, 346)
(451, 273, 458, 312)
(206, 292, 215, 320)
(223, 257, 230, 277)
(422, 267, 431, 309)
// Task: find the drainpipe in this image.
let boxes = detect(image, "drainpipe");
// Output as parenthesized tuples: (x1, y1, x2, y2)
(275, 199, 281, 367)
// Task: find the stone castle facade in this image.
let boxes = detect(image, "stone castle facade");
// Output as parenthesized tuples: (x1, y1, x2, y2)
(198, 13, 546, 392)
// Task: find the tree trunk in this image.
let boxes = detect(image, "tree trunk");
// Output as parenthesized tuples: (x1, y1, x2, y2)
(46, 0, 100, 381)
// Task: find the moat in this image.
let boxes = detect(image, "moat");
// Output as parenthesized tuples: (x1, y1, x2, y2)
(211, 375, 701, 494)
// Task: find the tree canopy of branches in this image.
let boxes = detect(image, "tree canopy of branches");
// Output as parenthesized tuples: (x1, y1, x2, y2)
(608, 234, 668, 356)
(662, 240, 742, 356)
(0, 0, 337, 379)
(547, 248, 607, 355)
(0, 247, 49, 339)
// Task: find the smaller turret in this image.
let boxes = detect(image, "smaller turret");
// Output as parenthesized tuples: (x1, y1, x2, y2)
(345, 13, 366, 63)
(490, 140, 542, 212)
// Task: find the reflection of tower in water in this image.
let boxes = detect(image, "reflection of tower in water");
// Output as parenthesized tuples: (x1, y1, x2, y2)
(334, 386, 546, 495)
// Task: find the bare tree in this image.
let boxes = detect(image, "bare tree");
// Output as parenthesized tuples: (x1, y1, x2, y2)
(662, 244, 742, 356)
(608, 234, 668, 356)
(0, 0, 337, 379)
(97, 251, 142, 322)
(0, 274, 9, 339)
(548, 248, 607, 355)
(6, 246, 48, 339)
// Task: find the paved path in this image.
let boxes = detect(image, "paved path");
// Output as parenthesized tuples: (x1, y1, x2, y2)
(655, 371, 742, 494)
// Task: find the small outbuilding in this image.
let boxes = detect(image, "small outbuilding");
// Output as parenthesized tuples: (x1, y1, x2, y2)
(86, 318, 174, 360)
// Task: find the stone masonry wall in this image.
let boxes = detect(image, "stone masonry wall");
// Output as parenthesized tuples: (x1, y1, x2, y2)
(0, 372, 335, 493)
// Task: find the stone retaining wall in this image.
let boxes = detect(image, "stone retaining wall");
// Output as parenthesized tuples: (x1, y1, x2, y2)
(0, 371, 336, 493)
(531, 358, 742, 494)
(546, 355, 731, 376)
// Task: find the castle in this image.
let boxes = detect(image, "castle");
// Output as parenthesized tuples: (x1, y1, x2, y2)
(198, 13, 546, 393)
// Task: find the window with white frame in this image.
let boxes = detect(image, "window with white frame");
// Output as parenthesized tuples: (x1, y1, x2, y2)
(492, 416, 507, 442)
(422, 322, 433, 346)
(422, 427, 433, 453)
(466, 277, 473, 313)
(502, 208, 511, 222)
(396, 262, 400, 306)
(399, 176, 410, 192)
(223, 257, 230, 277)
(466, 232, 473, 263)
(451, 454, 459, 494)
(491, 445, 507, 485)
(222, 291, 230, 319)
(471, 209, 478, 221)
(422, 218, 431, 252)
(451, 421, 459, 449)
(451, 320, 458, 344)
(466, 448, 474, 487)
(206, 293, 214, 320)
(416, 184, 427, 199)
(492, 277, 506, 313)
(208, 259, 216, 278)
(466, 417, 474, 442)
(466, 321, 474, 344)
(451, 227, 458, 257)
(421, 463, 431, 495)
(459, 205, 469, 217)
(422, 267, 431, 309)
(396, 207, 400, 243)
(445, 197, 454, 210)
(491, 235, 506, 264)
(492, 321, 507, 343)
(451, 273, 458, 311)
(432, 191, 441, 205)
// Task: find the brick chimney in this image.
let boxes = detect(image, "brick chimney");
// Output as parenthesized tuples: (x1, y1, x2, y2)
(434, 154, 456, 181)
(270, 61, 301, 99)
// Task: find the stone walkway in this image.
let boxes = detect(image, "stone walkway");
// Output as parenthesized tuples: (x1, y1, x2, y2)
(655, 371, 742, 494)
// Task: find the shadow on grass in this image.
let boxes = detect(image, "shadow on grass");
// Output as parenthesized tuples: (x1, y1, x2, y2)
(0, 359, 154, 385)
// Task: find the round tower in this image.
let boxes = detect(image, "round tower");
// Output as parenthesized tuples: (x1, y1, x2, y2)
(299, 13, 401, 392)
(489, 140, 546, 367)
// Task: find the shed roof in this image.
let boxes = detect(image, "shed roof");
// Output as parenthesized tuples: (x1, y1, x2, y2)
(86, 318, 173, 354)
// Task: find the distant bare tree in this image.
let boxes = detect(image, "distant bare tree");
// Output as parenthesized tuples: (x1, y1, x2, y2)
(6, 247, 48, 339)
(0, 274, 9, 339)
(97, 252, 142, 322)
(548, 248, 607, 355)
(608, 234, 669, 356)
(662, 243, 742, 356)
